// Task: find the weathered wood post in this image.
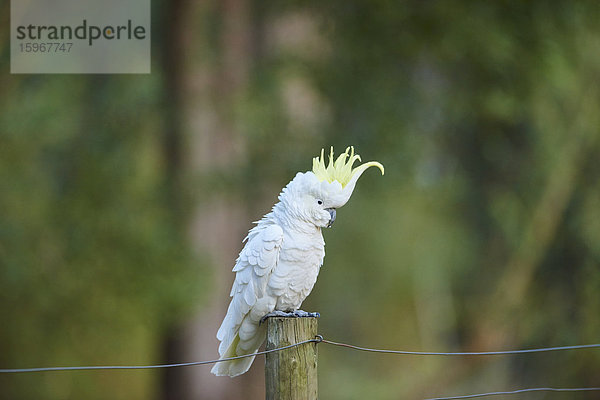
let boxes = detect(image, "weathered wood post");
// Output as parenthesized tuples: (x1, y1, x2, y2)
(265, 317, 318, 400)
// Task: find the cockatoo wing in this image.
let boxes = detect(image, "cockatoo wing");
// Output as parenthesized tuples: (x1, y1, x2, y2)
(211, 223, 283, 376)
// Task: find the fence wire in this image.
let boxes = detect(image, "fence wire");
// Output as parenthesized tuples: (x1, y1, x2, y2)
(1, 334, 598, 399)
(320, 338, 600, 356)
(0, 337, 321, 373)
(425, 387, 600, 399)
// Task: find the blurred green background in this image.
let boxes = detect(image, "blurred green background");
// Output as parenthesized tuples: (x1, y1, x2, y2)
(1, 1, 599, 399)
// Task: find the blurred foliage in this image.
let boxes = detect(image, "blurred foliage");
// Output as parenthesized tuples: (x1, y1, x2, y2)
(238, 1, 600, 398)
(1, 0, 600, 399)
(0, 3, 203, 398)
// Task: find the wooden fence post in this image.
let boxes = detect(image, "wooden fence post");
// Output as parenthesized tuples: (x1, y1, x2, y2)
(265, 317, 318, 400)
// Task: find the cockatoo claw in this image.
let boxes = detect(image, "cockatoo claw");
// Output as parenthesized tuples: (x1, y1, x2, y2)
(292, 310, 320, 318)
(260, 310, 320, 324)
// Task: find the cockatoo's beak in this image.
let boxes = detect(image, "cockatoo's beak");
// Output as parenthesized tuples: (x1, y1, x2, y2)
(326, 208, 336, 228)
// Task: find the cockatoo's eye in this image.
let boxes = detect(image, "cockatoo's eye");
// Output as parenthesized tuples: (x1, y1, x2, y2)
(317, 199, 323, 205)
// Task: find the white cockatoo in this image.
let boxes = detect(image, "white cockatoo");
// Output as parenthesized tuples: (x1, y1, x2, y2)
(211, 146, 384, 377)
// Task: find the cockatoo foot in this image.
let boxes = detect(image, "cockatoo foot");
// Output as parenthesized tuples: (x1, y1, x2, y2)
(289, 310, 321, 318)
(260, 310, 320, 324)
(291, 310, 320, 318)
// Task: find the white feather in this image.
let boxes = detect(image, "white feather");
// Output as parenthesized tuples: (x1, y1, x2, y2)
(211, 223, 285, 377)
(211, 172, 329, 377)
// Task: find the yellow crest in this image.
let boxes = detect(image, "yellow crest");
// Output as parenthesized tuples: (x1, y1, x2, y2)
(312, 146, 384, 188)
